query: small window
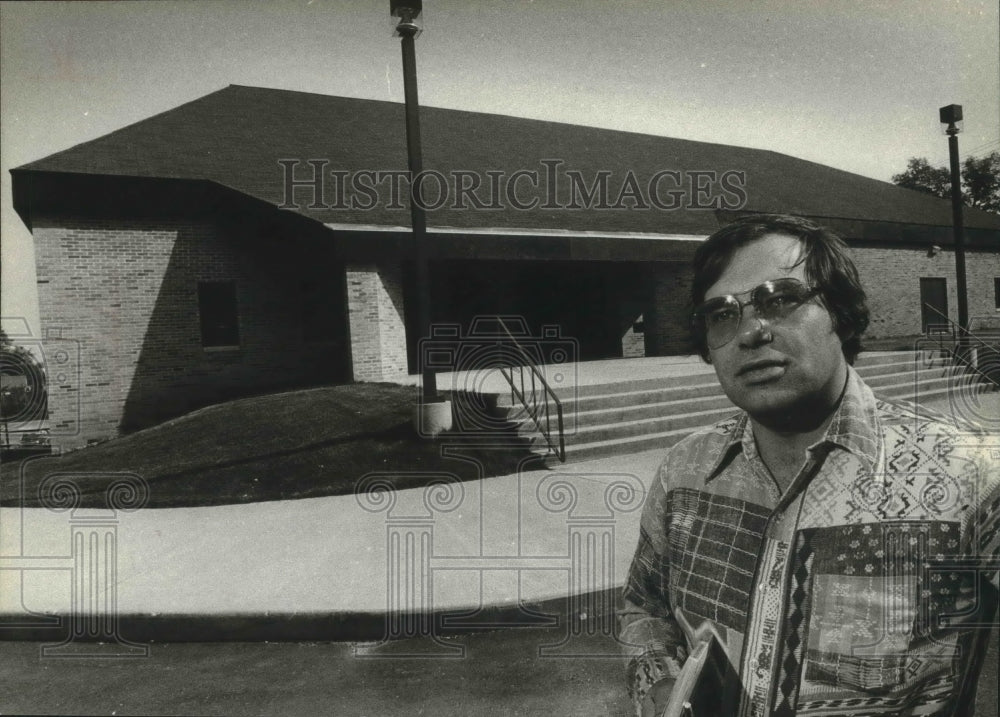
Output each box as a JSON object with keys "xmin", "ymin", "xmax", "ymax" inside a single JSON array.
[
  {"xmin": 995, "ymin": 277, "xmax": 1000, "ymax": 310},
  {"xmin": 198, "ymin": 282, "xmax": 240, "ymax": 347},
  {"xmin": 301, "ymin": 280, "xmax": 337, "ymax": 342}
]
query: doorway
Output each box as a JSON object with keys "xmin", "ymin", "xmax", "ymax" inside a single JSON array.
[{"xmin": 919, "ymin": 277, "xmax": 948, "ymax": 333}]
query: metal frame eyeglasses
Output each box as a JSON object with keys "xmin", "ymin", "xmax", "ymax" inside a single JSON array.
[{"xmin": 692, "ymin": 278, "xmax": 821, "ymax": 350}]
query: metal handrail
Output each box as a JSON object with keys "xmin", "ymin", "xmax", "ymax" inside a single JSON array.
[
  {"xmin": 495, "ymin": 318, "xmax": 566, "ymax": 462},
  {"xmin": 922, "ymin": 303, "xmax": 1000, "ymax": 390}
]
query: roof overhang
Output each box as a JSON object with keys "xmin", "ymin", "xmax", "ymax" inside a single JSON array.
[
  {"xmin": 324, "ymin": 223, "xmax": 707, "ymax": 262},
  {"xmin": 12, "ymin": 168, "xmax": 997, "ymax": 257}
]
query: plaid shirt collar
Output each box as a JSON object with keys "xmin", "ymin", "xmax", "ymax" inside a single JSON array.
[{"xmin": 705, "ymin": 364, "xmax": 881, "ymax": 483}]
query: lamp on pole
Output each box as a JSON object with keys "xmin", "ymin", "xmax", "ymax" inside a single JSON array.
[
  {"xmin": 939, "ymin": 104, "xmax": 969, "ymax": 360},
  {"xmin": 391, "ymin": 0, "xmax": 436, "ymax": 402},
  {"xmin": 391, "ymin": 1, "xmax": 452, "ymax": 436}
]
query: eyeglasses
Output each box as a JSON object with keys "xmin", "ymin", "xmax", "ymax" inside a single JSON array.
[{"xmin": 692, "ymin": 278, "xmax": 821, "ymax": 350}]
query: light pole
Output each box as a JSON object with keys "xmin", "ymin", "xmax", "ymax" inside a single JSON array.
[
  {"xmin": 939, "ymin": 104, "xmax": 969, "ymax": 361},
  {"xmin": 392, "ymin": 0, "xmax": 435, "ymax": 400},
  {"xmin": 391, "ymin": 1, "xmax": 451, "ymax": 435}
]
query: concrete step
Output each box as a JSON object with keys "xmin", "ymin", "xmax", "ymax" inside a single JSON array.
[
  {"xmin": 549, "ymin": 377, "xmax": 964, "ymax": 451},
  {"xmin": 510, "ymin": 375, "xmax": 942, "ymax": 437},
  {"xmin": 499, "ymin": 356, "xmax": 950, "ymax": 410},
  {"xmin": 557, "ymin": 379, "xmax": 987, "ymax": 463},
  {"xmin": 570, "ymin": 393, "xmax": 736, "ymax": 428},
  {"xmin": 497, "ymin": 380, "xmax": 725, "ymax": 414},
  {"xmin": 565, "ymin": 381, "xmax": 726, "ymax": 411},
  {"xmin": 494, "ymin": 352, "xmax": 990, "ymax": 463},
  {"xmin": 872, "ymin": 374, "xmax": 964, "ymax": 399},
  {"xmin": 504, "ymin": 364, "xmax": 947, "ymax": 419},
  {"xmin": 862, "ymin": 366, "xmax": 950, "ymax": 389},
  {"xmin": 556, "ymin": 405, "xmax": 739, "ymax": 445},
  {"xmin": 855, "ymin": 350, "xmax": 947, "ymax": 367},
  {"xmin": 553, "ymin": 424, "xmax": 699, "ymax": 463},
  {"xmin": 514, "ymin": 362, "xmax": 989, "ymax": 463},
  {"xmin": 855, "ymin": 358, "xmax": 948, "ymax": 379},
  {"xmin": 553, "ymin": 372, "xmax": 716, "ymax": 400}
]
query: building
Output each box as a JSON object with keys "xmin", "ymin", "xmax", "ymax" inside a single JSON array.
[{"xmin": 11, "ymin": 85, "xmax": 1000, "ymax": 448}]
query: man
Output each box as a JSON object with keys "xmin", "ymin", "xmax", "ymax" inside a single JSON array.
[{"xmin": 619, "ymin": 215, "xmax": 999, "ymax": 717}]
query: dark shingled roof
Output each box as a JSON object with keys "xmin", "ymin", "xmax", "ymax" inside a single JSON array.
[{"xmin": 13, "ymin": 84, "xmax": 1000, "ymax": 237}]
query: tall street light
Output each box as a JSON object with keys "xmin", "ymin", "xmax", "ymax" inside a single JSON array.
[
  {"xmin": 392, "ymin": 0, "xmax": 434, "ymax": 399},
  {"xmin": 391, "ymin": 1, "xmax": 451, "ymax": 435},
  {"xmin": 940, "ymin": 104, "xmax": 969, "ymax": 360}
]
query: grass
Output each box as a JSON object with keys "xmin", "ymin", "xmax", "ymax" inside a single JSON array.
[{"xmin": 0, "ymin": 384, "xmax": 544, "ymax": 509}]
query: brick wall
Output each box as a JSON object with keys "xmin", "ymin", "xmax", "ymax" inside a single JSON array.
[
  {"xmin": 425, "ymin": 246, "xmax": 970, "ymax": 360},
  {"xmin": 640, "ymin": 245, "xmax": 1000, "ymax": 357},
  {"xmin": 32, "ymin": 214, "xmax": 999, "ymax": 448},
  {"xmin": 646, "ymin": 262, "xmax": 695, "ymax": 356},
  {"xmin": 33, "ymin": 216, "xmax": 348, "ymax": 448},
  {"xmin": 852, "ymin": 246, "xmax": 1000, "ymax": 340},
  {"xmin": 345, "ymin": 264, "xmax": 409, "ymax": 381}
]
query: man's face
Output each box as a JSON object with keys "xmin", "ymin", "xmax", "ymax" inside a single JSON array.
[{"xmin": 703, "ymin": 233, "xmax": 848, "ymax": 426}]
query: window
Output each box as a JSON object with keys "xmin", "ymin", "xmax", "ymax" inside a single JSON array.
[
  {"xmin": 198, "ymin": 282, "xmax": 240, "ymax": 347},
  {"xmin": 301, "ymin": 280, "xmax": 338, "ymax": 342},
  {"xmin": 995, "ymin": 277, "xmax": 1000, "ymax": 310}
]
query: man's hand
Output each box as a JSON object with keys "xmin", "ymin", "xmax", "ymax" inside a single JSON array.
[{"xmin": 641, "ymin": 677, "xmax": 675, "ymax": 717}]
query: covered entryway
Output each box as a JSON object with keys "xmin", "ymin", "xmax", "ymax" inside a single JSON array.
[{"xmin": 403, "ymin": 260, "xmax": 654, "ymax": 370}]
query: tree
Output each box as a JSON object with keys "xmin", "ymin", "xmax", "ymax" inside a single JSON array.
[
  {"xmin": 961, "ymin": 152, "xmax": 1000, "ymax": 213},
  {"xmin": 892, "ymin": 151, "xmax": 1000, "ymax": 214},
  {"xmin": 892, "ymin": 157, "xmax": 951, "ymax": 199}
]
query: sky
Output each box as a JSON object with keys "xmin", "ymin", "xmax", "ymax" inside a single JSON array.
[{"xmin": 2, "ymin": 0, "xmax": 998, "ymax": 338}]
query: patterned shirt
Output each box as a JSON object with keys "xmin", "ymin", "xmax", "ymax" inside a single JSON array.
[{"xmin": 620, "ymin": 366, "xmax": 1000, "ymax": 717}]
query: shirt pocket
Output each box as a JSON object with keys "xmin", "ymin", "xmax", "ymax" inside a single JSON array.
[
  {"xmin": 799, "ymin": 522, "xmax": 965, "ymax": 694},
  {"xmin": 665, "ymin": 489, "xmax": 769, "ymax": 634}
]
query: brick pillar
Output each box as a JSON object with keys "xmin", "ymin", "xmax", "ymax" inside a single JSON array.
[
  {"xmin": 646, "ymin": 262, "xmax": 694, "ymax": 356},
  {"xmin": 345, "ymin": 264, "xmax": 409, "ymax": 381}
]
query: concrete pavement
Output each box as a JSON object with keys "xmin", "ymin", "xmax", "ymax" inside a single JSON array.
[
  {"xmin": 1, "ymin": 351, "xmax": 995, "ymax": 646},
  {"xmin": 0, "ymin": 445, "xmax": 666, "ymax": 643}
]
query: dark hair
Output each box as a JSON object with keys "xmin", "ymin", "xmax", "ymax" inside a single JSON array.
[{"xmin": 690, "ymin": 214, "xmax": 869, "ymax": 364}]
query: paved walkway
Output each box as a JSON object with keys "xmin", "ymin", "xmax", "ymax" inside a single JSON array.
[
  {"xmin": 0, "ymin": 445, "xmax": 666, "ymax": 641},
  {"xmin": 2, "ymin": 351, "xmax": 995, "ymax": 644},
  {"xmin": 3, "ymin": 356, "xmax": 713, "ymax": 642}
]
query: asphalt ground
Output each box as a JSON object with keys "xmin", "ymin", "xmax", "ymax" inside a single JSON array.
[
  {"xmin": 1, "ymin": 625, "xmax": 635, "ymax": 717},
  {"xmin": 0, "ymin": 628, "xmax": 1000, "ymax": 717},
  {"xmin": 2, "ymin": 623, "xmax": 997, "ymax": 716}
]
